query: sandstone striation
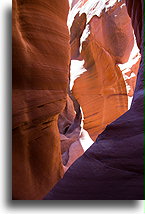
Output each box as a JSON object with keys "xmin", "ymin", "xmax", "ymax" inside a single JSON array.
[
  {"xmin": 12, "ymin": 0, "xmax": 70, "ymax": 199},
  {"xmin": 68, "ymin": 0, "xmax": 141, "ymax": 140},
  {"xmin": 13, "ymin": 0, "xmax": 143, "ymax": 200},
  {"xmin": 44, "ymin": 0, "xmax": 144, "ymax": 200}
]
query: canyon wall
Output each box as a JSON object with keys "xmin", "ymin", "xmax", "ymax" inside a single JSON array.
[
  {"xmin": 44, "ymin": 0, "xmax": 143, "ymax": 200},
  {"xmin": 12, "ymin": 0, "xmax": 70, "ymax": 199},
  {"xmin": 60, "ymin": 0, "xmax": 141, "ymax": 170},
  {"xmin": 68, "ymin": 0, "xmax": 141, "ymax": 140},
  {"xmin": 12, "ymin": 0, "xmax": 143, "ymax": 200}
]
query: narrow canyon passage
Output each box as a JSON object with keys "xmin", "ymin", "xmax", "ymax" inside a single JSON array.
[
  {"xmin": 12, "ymin": 0, "xmax": 143, "ymax": 200},
  {"xmin": 59, "ymin": 0, "xmax": 141, "ymax": 171}
]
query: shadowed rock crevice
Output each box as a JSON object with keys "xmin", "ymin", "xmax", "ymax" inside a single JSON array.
[
  {"xmin": 44, "ymin": 0, "xmax": 143, "ymax": 200},
  {"xmin": 59, "ymin": 0, "xmax": 141, "ymax": 170},
  {"xmin": 12, "ymin": 0, "xmax": 143, "ymax": 200}
]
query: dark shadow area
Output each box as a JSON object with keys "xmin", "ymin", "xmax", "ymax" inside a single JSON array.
[
  {"xmin": 5, "ymin": 5, "xmax": 140, "ymax": 210},
  {"xmin": 5, "ymin": 7, "xmax": 12, "ymax": 205},
  {"xmin": 8, "ymin": 199, "xmax": 139, "ymax": 209}
]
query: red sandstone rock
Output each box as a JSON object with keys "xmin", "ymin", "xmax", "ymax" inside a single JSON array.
[
  {"xmin": 44, "ymin": 0, "xmax": 144, "ymax": 200},
  {"xmin": 12, "ymin": 0, "xmax": 70, "ymax": 199},
  {"xmin": 13, "ymin": 0, "xmax": 142, "ymax": 200},
  {"xmin": 68, "ymin": 0, "xmax": 141, "ymax": 140},
  {"xmin": 59, "ymin": 0, "xmax": 141, "ymax": 169}
]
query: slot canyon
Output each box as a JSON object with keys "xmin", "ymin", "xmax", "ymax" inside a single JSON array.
[{"xmin": 12, "ymin": 0, "xmax": 144, "ymax": 200}]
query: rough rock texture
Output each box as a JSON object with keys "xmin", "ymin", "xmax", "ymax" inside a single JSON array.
[
  {"xmin": 68, "ymin": 0, "xmax": 141, "ymax": 140},
  {"xmin": 12, "ymin": 0, "xmax": 70, "ymax": 200},
  {"xmin": 44, "ymin": 0, "xmax": 143, "ymax": 200}
]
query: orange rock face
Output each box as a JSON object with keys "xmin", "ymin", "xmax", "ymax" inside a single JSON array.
[
  {"xmin": 12, "ymin": 0, "xmax": 70, "ymax": 199},
  {"xmin": 12, "ymin": 0, "xmax": 141, "ymax": 200},
  {"xmin": 68, "ymin": 0, "xmax": 141, "ymax": 140}
]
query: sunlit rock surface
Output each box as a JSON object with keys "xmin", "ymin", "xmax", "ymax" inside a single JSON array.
[
  {"xmin": 68, "ymin": 0, "xmax": 141, "ymax": 140},
  {"xmin": 12, "ymin": 0, "xmax": 70, "ymax": 199},
  {"xmin": 12, "ymin": 0, "xmax": 143, "ymax": 200},
  {"xmin": 44, "ymin": 0, "xmax": 143, "ymax": 200}
]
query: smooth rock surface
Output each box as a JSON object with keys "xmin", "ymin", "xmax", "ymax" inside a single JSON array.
[
  {"xmin": 12, "ymin": 0, "xmax": 70, "ymax": 200},
  {"xmin": 68, "ymin": 0, "xmax": 141, "ymax": 140},
  {"xmin": 44, "ymin": 0, "xmax": 143, "ymax": 200}
]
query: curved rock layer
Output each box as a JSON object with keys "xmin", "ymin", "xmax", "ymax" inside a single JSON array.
[
  {"xmin": 12, "ymin": 0, "xmax": 70, "ymax": 199},
  {"xmin": 69, "ymin": 0, "xmax": 141, "ymax": 140},
  {"xmin": 44, "ymin": 0, "xmax": 143, "ymax": 200}
]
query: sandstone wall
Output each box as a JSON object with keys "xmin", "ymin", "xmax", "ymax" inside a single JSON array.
[
  {"xmin": 44, "ymin": 0, "xmax": 143, "ymax": 200},
  {"xmin": 12, "ymin": 0, "xmax": 70, "ymax": 199},
  {"xmin": 68, "ymin": 0, "xmax": 141, "ymax": 140},
  {"xmin": 13, "ymin": 0, "xmax": 143, "ymax": 200}
]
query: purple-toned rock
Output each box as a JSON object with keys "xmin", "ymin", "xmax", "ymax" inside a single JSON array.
[{"xmin": 44, "ymin": 0, "xmax": 143, "ymax": 200}]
